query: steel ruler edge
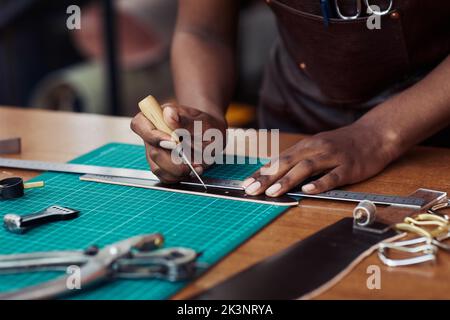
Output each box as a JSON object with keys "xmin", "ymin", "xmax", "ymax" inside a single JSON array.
[
  {"xmin": 0, "ymin": 157, "xmax": 158, "ymax": 180},
  {"xmin": 80, "ymin": 174, "xmax": 298, "ymax": 207},
  {"xmin": 0, "ymin": 157, "xmax": 425, "ymax": 208}
]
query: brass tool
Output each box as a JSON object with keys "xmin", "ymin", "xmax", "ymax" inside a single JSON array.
[{"xmin": 138, "ymin": 95, "xmax": 207, "ymax": 190}]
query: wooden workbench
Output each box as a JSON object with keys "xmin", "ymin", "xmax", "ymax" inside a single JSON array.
[{"xmin": 1, "ymin": 106, "xmax": 449, "ymax": 299}]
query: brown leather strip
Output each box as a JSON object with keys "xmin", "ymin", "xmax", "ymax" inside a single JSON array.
[{"xmin": 376, "ymin": 189, "xmax": 447, "ymax": 225}]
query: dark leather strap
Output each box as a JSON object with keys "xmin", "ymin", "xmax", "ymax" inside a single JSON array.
[{"xmin": 193, "ymin": 218, "xmax": 397, "ymax": 300}]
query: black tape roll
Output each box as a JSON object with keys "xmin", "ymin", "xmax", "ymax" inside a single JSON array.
[{"xmin": 0, "ymin": 177, "xmax": 24, "ymax": 200}]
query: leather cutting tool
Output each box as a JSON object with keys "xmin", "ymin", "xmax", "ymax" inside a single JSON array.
[
  {"xmin": 3, "ymin": 205, "xmax": 79, "ymax": 234},
  {"xmin": 138, "ymin": 95, "xmax": 207, "ymax": 190},
  {"xmin": 0, "ymin": 233, "xmax": 200, "ymax": 300}
]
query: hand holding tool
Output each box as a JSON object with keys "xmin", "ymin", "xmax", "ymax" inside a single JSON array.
[
  {"xmin": 138, "ymin": 95, "xmax": 207, "ymax": 190},
  {"xmin": 0, "ymin": 233, "xmax": 200, "ymax": 300},
  {"xmin": 3, "ymin": 205, "xmax": 79, "ymax": 234},
  {"xmin": 0, "ymin": 157, "xmax": 432, "ymax": 207}
]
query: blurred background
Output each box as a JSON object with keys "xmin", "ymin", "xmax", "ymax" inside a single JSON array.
[{"xmin": 0, "ymin": 0, "xmax": 277, "ymax": 128}]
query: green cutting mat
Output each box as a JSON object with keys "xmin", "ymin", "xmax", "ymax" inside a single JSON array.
[{"xmin": 0, "ymin": 143, "xmax": 288, "ymax": 299}]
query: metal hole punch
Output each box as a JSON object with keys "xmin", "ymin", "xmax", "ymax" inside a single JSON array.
[{"xmin": 0, "ymin": 233, "xmax": 202, "ymax": 300}]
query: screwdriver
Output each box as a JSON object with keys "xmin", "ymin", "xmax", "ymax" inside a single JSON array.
[{"xmin": 138, "ymin": 96, "xmax": 207, "ymax": 190}]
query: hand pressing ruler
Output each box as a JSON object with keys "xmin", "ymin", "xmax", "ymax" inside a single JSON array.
[
  {"xmin": 80, "ymin": 175, "xmax": 425, "ymax": 208},
  {"xmin": 0, "ymin": 157, "xmax": 425, "ymax": 208}
]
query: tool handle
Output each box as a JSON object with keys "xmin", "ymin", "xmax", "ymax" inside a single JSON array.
[{"xmin": 138, "ymin": 95, "xmax": 178, "ymax": 141}]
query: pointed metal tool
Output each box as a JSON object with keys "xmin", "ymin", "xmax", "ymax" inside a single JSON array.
[{"xmin": 138, "ymin": 95, "xmax": 207, "ymax": 190}]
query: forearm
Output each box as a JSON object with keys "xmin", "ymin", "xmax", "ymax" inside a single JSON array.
[
  {"xmin": 171, "ymin": 30, "xmax": 236, "ymax": 121},
  {"xmin": 356, "ymin": 55, "xmax": 450, "ymax": 159},
  {"xmin": 171, "ymin": 0, "xmax": 239, "ymax": 122}
]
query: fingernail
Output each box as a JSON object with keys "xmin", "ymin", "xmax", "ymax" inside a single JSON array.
[
  {"xmin": 302, "ymin": 183, "xmax": 316, "ymax": 193},
  {"xmin": 164, "ymin": 107, "xmax": 179, "ymax": 123},
  {"xmin": 242, "ymin": 178, "xmax": 255, "ymax": 188},
  {"xmin": 194, "ymin": 166, "xmax": 203, "ymax": 175},
  {"xmin": 245, "ymin": 181, "xmax": 261, "ymax": 195},
  {"xmin": 159, "ymin": 140, "xmax": 177, "ymax": 150},
  {"xmin": 266, "ymin": 183, "xmax": 282, "ymax": 196}
]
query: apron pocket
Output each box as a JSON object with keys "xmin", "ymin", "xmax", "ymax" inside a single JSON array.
[{"xmin": 268, "ymin": 0, "xmax": 410, "ymax": 103}]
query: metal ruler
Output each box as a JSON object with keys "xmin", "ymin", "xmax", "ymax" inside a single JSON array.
[
  {"xmin": 0, "ymin": 157, "xmax": 425, "ymax": 208},
  {"xmin": 0, "ymin": 158, "xmax": 158, "ymax": 180},
  {"xmin": 82, "ymin": 175, "xmax": 425, "ymax": 208}
]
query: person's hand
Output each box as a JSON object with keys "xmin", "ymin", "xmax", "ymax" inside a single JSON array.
[
  {"xmin": 131, "ymin": 103, "xmax": 227, "ymax": 183},
  {"xmin": 242, "ymin": 122, "xmax": 399, "ymax": 197}
]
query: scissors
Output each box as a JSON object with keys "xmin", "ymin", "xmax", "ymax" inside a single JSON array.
[
  {"xmin": 0, "ymin": 233, "xmax": 201, "ymax": 299},
  {"xmin": 334, "ymin": 0, "xmax": 394, "ymax": 20}
]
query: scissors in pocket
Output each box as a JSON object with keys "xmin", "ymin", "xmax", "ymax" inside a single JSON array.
[{"xmin": 334, "ymin": 0, "xmax": 394, "ymax": 20}]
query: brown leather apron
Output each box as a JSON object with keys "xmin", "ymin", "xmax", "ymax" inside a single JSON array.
[{"xmin": 259, "ymin": 0, "xmax": 450, "ymax": 133}]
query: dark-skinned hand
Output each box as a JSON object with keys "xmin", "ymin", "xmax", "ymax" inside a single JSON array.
[
  {"xmin": 242, "ymin": 123, "xmax": 397, "ymax": 197},
  {"xmin": 131, "ymin": 103, "xmax": 227, "ymax": 183}
]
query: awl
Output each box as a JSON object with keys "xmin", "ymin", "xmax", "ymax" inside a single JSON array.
[{"xmin": 138, "ymin": 95, "xmax": 207, "ymax": 190}]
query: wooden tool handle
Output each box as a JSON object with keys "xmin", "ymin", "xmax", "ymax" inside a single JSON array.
[{"xmin": 138, "ymin": 95, "xmax": 178, "ymax": 140}]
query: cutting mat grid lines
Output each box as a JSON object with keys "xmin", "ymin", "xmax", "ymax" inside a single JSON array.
[{"xmin": 0, "ymin": 143, "xmax": 287, "ymax": 299}]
